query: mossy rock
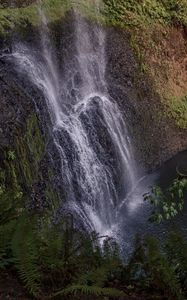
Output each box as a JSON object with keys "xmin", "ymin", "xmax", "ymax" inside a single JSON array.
[
  {"xmin": 0, "ymin": 0, "xmax": 37, "ymax": 8},
  {"xmin": 1, "ymin": 0, "xmax": 187, "ymax": 39},
  {"xmin": 167, "ymin": 95, "xmax": 187, "ymax": 129},
  {"xmin": 26, "ymin": 114, "xmax": 45, "ymax": 164},
  {"xmin": 15, "ymin": 114, "xmax": 45, "ymax": 186}
]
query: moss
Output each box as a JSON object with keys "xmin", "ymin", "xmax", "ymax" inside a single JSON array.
[
  {"xmin": 127, "ymin": 21, "xmax": 187, "ymax": 132},
  {"xmin": 15, "ymin": 114, "xmax": 45, "ymax": 186},
  {"xmin": 167, "ymin": 95, "xmax": 187, "ymax": 129},
  {"xmin": 0, "ymin": 0, "xmax": 72, "ymax": 37},
  {"xmin": 45, "ymin": 185, "xmax": 59, "ymax": 211},
  {"xmin": 129, "ymin": 34, "xmax": 150, "ymax": 74},
  {"xmin": 103, "ymin": 0, "xmax": 187, "ymax": 28},
  {"xmin": 15, "ymin": 136, "xmax": 35, "ymax": 185},
  {"xmin": 0, "ymin": 4, "xmax": 38, "ymax": 37},
  {"xmin": 3, "ymin": 152, "xmax": 19, "ymax": 189},
  {"xmin": 1, "ymin": 0, "xmax": 187, "ymax": 38},
  {"xmin": 0, "ymin": 116, "xmax": 59, "ymax": 213},
  {"xmin": 26, "ymin": 114, "xmax": 45, "ymax": 164},
  {"xmin": 0, "ymin": 149, "xmax": 23, "ymax": 215}
]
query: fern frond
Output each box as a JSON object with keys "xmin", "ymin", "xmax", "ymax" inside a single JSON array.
[
  {"xmin": 77, "ymin": 266, "xmax": 109, "ymax": 287},
  {"xmin": 52, "ymin": 284, "xmax": 126, "ymax": 298},
  {"xmin": 39, "ymin": 224, "xmax": 64, "ymax": 270},
  {"xmin": 0, "ymin": 220, "xmax": 16, "ymax": 269},
  {"xmin": 11, "ymin": 214, "xmax": 41, "ymax": 297}
]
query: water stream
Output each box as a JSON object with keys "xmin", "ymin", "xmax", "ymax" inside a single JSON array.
[{"xmin": 8, "ymin": 0, "xmax": 146, "ymax": 239}]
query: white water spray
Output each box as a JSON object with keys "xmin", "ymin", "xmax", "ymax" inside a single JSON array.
[{"xmin": 10, "ymin": 0, "xmax": 139, "ymax": 237}]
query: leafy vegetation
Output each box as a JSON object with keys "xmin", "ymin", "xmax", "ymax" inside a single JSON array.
[
  {"xmin": 103, "ymin": 0, "xmax": 187, "ymax": 27},
  {"xmin": 144, "ymin": 177, "xmax": 187, "ymax": 222},
  {"xmin": 0, "ymin": 0, "xmax": 72, "ymax": 37},
  {"xmin": 0, "ymin": 1, "xmax": 186, "ymax": 298},
  {"xmin": 0, "ymin": 150, "xmax": 187, "ymax": 299},
  {"xmin": 53, "ymin": 285, "xmax": 126, "ymax": 298},
  {"xmin": 1, "ymin": 0, "xmax": 187, "ymax": 38},
  {"xmin": 127, "ymin": 234, "xmax": 186, "ymax": 300},
  {"xmin": 167, "ymin": 95, "xmax": 187, "ymax": 129}
]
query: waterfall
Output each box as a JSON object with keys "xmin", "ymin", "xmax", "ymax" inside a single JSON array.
[{"xmin": 9, "ymin": 0, "xmax": 138, "ymax": 236}]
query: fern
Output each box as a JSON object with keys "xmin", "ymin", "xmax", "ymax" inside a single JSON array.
[
  {"xmin": 128, "ymin": 236, "xmax": 184, "ymax": 299},
  {"xmin": 77, "ymin": 259, "xmax": 122, "ymax": 288},
  {"xmin": 0, "ymin": 220, "xmax": 16, "ymax": 269},
  {"xmin": 165, "ymin": 232, "xmax": 187, "ymax": 294},
  {"xmin": 11, "ymin": 214, "xmax": 41, "ymax": 297},
  {"xmin": 77, "ymin": 266, "xmax": 110, "ymax": 287},
  {"xmin": 39, "ymin": 225, "xmax": 64, "ymax": 270},
  {"xmin": 52, "ymin": 284, "xmax": 126, "ymax": 298},
  {"xmin": 145, "ymin": 236, "xmax": 184, "ymax": 300}
]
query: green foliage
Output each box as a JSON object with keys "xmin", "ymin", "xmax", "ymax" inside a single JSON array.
[
  {"xmin": 39, "ymin": 216, "xmax": 88, "ymax": 288},
  {"xmin": 0, "ymin": 189, "xmax": 125, "ymax": 300},
  {"xmin": 1, "ymin": 196, "xmax": 187, "ymax": 299},
  {"xmin": 165, "ymin": 232, "xmax": 187, "ymax": 294},
  {"xmin": 161, "ymin": 0, "xmax": 187, "ymax": 25},
  {"xmin": 0, "ymin": 187, "xmax": 127, "ymax": 300},
  {"xmin": 53, "ymin": 284, "xmax": 126, "ymax": 298},
  {"xmin": 144, "ymin": 178, "xmax": 187, "ymax": 222},
  {"xmin": 168, "ymin": 95, "xmax": 187, "ymax": 129},
  {"xmin": 128, "ymin": 235, "xmax": 186, "ymax": 300},
  {"xmin": 0, "ymin": 150, "xmax": 40, "ymax": 292},
  {"xmin": 103, "ymin": 0, "xmax": 187, "ymax": 27},
  {"xmin": 0, "ymin": 220, "xmax": 16, "ymax": 269},
  {"xmin": 26, "ymin": 114, "xmax": 45, "ymax": 164},
  {"xmin": 14, "ymin": 113, "xmax": 46, "ymax": 187},
  {"xmin": 7, "ymin": 150, "xmax": 16, "ymax": 161},
  {"xmin": 0, "ymin": 150, "xmax": 187, "ymax": 299},
  {"xmin": 76, "ymin": 237, "xmax": 122, "ymax": 291},
  {"xmin": 0, "ymin": 0, "xmax": 71, "ymax": 37},
  {"xmin": 1, "ymin": 0, "xmax": 187, "ymax": 38},
  {"xmin": 0, "ymin": 174, "xmax": 23, "ymax": 225},
  {"xmin": 11, "ymin": 214, "xmax": 41, "ymax": 297},
  {"xmin": 144, "ymin": 236, "xmax": 183, "ymax": 300}
]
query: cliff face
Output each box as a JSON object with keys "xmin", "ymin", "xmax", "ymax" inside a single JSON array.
[
  {"xmin": 0, "ymin": 47, "xmax": 62, "ymax": 212},
  {"xmin": 0, "ymin": 13, "xmax": 75, "ymax": 212},
  {"xmin": 0, "ymin": 9, "xmax": 186, "ymax": 206},
  {"xmin": 106, "ymin": 25, "xmax": 187, "ymax": 169}
]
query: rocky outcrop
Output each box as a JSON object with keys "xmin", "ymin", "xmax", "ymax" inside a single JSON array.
[
  {"xmin": 0, "ymin": 12, "xmax": 186, "ymax": 208},
  {"xmin": 106, "ymin": 26, "xmax": 187, "ymax": 170},
  {"xmin": 0, "ymin": 50, "xmax": 62, "ymax": 212}
]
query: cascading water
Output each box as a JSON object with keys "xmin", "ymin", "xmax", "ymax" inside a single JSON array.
[{"xmin": 8, "ymin": 0, "xmax": 139, "ymax": 237}]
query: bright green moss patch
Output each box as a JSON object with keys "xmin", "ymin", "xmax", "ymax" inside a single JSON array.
[
  {"xmin": 0, "ymin": 4, "xmax": 38, "ymax": 37},
  {"xmin": 41, "ymin": 0, "xmax": 72, "ymax": 22},
  {"xmin": 167, "ymin": 95, "xmax": 187, "ymax": 129},
  {"xmin": 26, "ymin": 114, "xmax": 45, "ymax": 164},
  {"xmin": 45, "ymin": 185, "xmax": 59, "ymax": 211},
  {"xmin": 15, "ymin": 136, "xmax": 35, "ymax": 185},
  {"xmin": 0, "ymin": 0, "xmax": 72, "ymax": 37},
  {"xmin": 0, "ymin": 149, "xmax": 24, "ymax": 226},
  {"xmin": 103, "ymin": 0, "xmax": 187, "ymax": 27},
  {"xmin": 15, "ymin": 114, "xmax": 45, "ymax": 186},
  {"xmin": 1, "ymin": 0, "xmax": 187, "ymax": 38}
]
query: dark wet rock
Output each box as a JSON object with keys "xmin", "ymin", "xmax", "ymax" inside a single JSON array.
[{"xmin": 0, "ymin": 47, "xmax": 62, "ymax": 211}]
